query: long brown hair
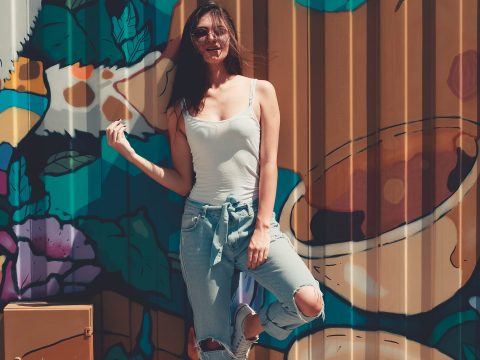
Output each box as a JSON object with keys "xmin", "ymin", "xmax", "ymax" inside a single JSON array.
[{"xmin": 167, "ymin": 1, "xmax": 243, "ymax": 116}]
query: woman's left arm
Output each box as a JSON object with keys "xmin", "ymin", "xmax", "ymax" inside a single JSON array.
[{"xmin": 247, "ymin": 80, "xmax": 280, "ymax": 270}]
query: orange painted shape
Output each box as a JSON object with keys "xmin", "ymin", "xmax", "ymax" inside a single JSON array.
[
  {"xmin": 102, "ymin": 69, "xmax": 114, "ymax": 80},
  {"xmin": 63, "ymin": 81, "xmax": 95, "ymax": 108},
  {"xmin": 70, "ymin": 62, "xmax": 94, "ymax": 80},
  {"xmin": 102, "ymin": 96, "xmax": 133, "ymax": 121}
]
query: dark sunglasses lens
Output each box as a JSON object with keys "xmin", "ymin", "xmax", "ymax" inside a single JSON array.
[{"xmin": 192, "ymin": 28, "xmax": 208, "ymax": 38}]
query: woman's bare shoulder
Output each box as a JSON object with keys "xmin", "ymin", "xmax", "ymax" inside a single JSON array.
[
  {"xmin": 255, "ymin": 80, "xmax": 277, "ymax": 105},
  {"xmin": 256, "ymin": 79, "xmax": 275, "ymax": 93}
]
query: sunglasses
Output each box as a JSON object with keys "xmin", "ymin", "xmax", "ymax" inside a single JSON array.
[{"xmin": 191, "ymin": 26, "xmax": 229, "ymax": 42}]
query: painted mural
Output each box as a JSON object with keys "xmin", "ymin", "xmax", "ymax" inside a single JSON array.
[{"xmin": 0, "ymin": 0, "xmax": 478, "ymax": 359}]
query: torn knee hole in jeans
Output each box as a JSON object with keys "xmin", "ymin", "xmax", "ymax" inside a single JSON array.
[
  {"xmin": 198, "ymin": 338, "xmax": 227, "ymax": 352},
  {"xmin": 293, "ymin": 284, "xmax": 325, "ymax": 320}
]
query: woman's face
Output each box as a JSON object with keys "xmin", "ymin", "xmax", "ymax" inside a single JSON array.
[{"xmin": 191, "ymin": 12, "xmax": 231, "ymax": 65}]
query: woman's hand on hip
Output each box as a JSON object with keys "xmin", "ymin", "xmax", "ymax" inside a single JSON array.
[
  {"xmin": 247, "ymin": 228, "xmax": 270, "ymax": 270},
  {"xmin": 106, "ymin": 120, "xmax": 136, "ymax": 161}
]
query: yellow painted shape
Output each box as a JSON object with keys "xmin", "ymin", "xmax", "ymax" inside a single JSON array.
[
  {"xmin": 0, "ymin": 108, "xmax": 41, "ymax": 147},
  {"xmin": 3, "ymin": 57, "xmax": 47, "ymax": 95}
]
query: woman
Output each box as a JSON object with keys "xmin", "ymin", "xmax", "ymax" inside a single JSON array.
[{"xmin": 106, "ymin": 2, "xmax": 324, "ymax": 359}]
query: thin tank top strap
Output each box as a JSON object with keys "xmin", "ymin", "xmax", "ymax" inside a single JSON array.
[
  {"xmin": 248, "ymin": 78, "xmax": 257, "ymax": 108},
  {"xmin": 181, "ymin": 98, "xmax": 190, "ymax": 120}
]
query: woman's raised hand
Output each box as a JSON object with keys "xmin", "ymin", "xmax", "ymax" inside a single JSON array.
[{"xmin": 106, "ymin": 120, "xmax": 136, "ymax": 161}]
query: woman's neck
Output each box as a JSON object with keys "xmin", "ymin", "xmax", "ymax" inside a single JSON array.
[{"xmin": 207, "ymin": 63, "xmax": 233, "ymax": 88}]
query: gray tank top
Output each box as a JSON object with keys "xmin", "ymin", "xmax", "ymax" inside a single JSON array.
[{"xmin": 182, "ymin": 79, "xmax": 260, "ymax": 205}]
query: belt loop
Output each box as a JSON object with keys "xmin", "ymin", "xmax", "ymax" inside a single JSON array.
[
  {"xmin": 201, "ymin": 204, "xmax": 208, "ymax": 218},
  {"xmin": 247, "ymin": 203, "xmax": 254, "ymax": 217}
]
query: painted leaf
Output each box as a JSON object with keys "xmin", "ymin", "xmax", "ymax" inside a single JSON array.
[
  {"xmin": 112, "ymin": 2, "xmax": 137, "ymax": 44},
  {"xmin": 44, "ymin": 150, "xmax": 96, "ymax": 176},
  {"xmin": 75, "ymin": 0, "xmax": 125, "ymax": 66},
  {"xmin": 28, "ymin": 4, "xmax": 95, "ymax": 66},
  {"xmin": 8, "ymin": 157, "xmax": 31, "ymax": 208},
  {"xmin": 76, "ymin": 209, "xmax": 171, "ymax": 298},
  {"xmin": 12, "ymin": 195, "xmax": 50, "ymax": 223},
  {"xmin": 121, "ymin": 25, "xmax": 151, "ymax": 64},
  {"xmin": 65, "ymin": 0, "xmax": 91, "ymax": 10},
  {"xmin": 132, "ymin": 0, "xmax": 177, "ymax": 48}
]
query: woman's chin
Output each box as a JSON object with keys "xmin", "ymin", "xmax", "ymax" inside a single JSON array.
[
  {"xmin": 204, "ymin": 59, "xmax": 225, "ymax": 67},
  {"xmin": 202, "ymin": 53, "xmax": 227, "ymax": 65}
]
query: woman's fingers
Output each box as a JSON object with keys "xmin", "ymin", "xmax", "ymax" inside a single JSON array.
[
  {"xmin": 247, "ymin": 248, "xmax": 253, "ymax": 269},
  {"xmin": 106, "ymin": 123, "xmax": 113, "ymax": 145},
  {"xmin": 106, "ymin": 120, "xmax": 121, "ymax": 145},
  {"xmin": 248, "ymin": 247, "xmax": 268, "ymax": 270},
  {"xmin": 111, "ymin": 120, "xmax": 125, "ymax": 144},
  {"xmin": 252, "ymin": 252, "xmax": 259, "ymax": 269}
]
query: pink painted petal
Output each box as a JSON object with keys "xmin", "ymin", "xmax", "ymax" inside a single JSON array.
[
  {"xmin": 1, "ymin": 261, "xmax": 18, "ymax": 302},
  {"xmin": 0, "ymin": 231, "xmax": 16, "ymax": 254},
  {"xmin": 0, "ymin": 171, "xmax": 6, "ymax": 195}
]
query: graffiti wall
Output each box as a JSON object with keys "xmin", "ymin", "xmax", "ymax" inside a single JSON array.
[{"xmin": 0, "ymin": 0, "xmax": 478, "ymax": 358}]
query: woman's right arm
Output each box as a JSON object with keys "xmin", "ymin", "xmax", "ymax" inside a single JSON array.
[{"xmin": 106, "ymin": 107, "xmax": 193, "ymax": 196}]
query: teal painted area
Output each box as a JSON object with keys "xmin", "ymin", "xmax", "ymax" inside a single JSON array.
[
  {"xmin": 74, "ymin": 0, "xmax": 124, "ymax": 65},
  {"xmin": 427, "ymin": 308, "xmax": 480, "ymax": 359},
  {"xmin": 8, "ymin": 157, "xmax": 31, "ymax": 208},
  {"xmin": 43, "ymin": 158, "xmax": 102, "ymax": 220},
  {"xmin": 43, "ymin": 134, "xmax": 176, "ymax": 221},
  {"xmin": 0, "ymin": 90, "xmax": 48, "ymax": 116},
  {"xmin": 296, "ymin": 0, "xmax": 366, "ymax": 12},
  {"xmin": 275, "ymin": 168, "xmax": 301, "ymax": 219},
  {"xmin": 132, "ymin": 0, "xmax": 178, "ymax": 48},
  {"xmin": 0, "ymin": 209, "xmax": 9, "ymax": 227},
  {"xmin": 463, "ymin": 345, "xmax": 477, "ymax": 360},
  {"xmin": 138, "ymin": 310, "xmax": 154, "ymax": 356},
  {"xmin": 103, "ymin": 345, "xmax": 129, "ymax": 360},
  {"xmin": 76, "ymin": 209, "xmax": 171, "ymax": 298},
  {"xmin": 12, "ymin": 195, "xmax": 50, "ymax": 222},
  {"xmin": 29, "ymin": 4, "xmax": 108, "ymax": 66},
  {"xmin": 0, "ymin": 144, "xmax": 13, "ymax": 171},
  {"xmin": 101, "ymin": 133, "xmax": 171, "ymax": 177},
  {"xmin": 145, "ymin": 271, "xmax": 186, "ymax": 315},
  {"xmin": 98, "ymin": 134, "xmax": 184, "ymax": 252},
  {"xmin": 33, "ymin": 126, "xmax": 184, "ymax": 316},
  {"xmin": 429, "ymin": 310, "xmax": 479, "ymax": 345},
  {"xmin": 28, "ymin": 0, "xmax": 177, "ymax": 67}
]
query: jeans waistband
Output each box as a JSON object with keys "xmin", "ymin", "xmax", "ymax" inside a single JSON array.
[
  {"xmin": 184, "ymin": 195, "xmax": 258, "ymax": 267},
  {"xmin": 185, "ymin": 195, "xmax": 258, "ymax": 214}
]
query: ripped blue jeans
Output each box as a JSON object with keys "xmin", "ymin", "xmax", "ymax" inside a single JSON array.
[{"xmin": 180, "ymin": 195, "xmax": 324, "ymax": 360}]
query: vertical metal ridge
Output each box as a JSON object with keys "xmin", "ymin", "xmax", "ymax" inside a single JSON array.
[
  {"xmin": 366, "ymin": 0, "xmax": 381, "ymax": 357},
  {"xmin": 308, "ymin": 3, "xmax": 326, "ymax": 358},
  {"xmin": 348, "ymin": 8, "xmax": 355, "ymax": 360},
  {"xmin": 253, "ymin": 0, "xmax": 268, "ymax": 80},
  {"xmin": 421, "ymin": 0, "xmax": 436, "ymax": 319},
  {"xmin": 477, "ymin": 0, "xmax": 480, "ymax": 281}
]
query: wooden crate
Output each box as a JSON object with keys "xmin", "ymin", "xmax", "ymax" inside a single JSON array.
[{"xmin": 4, "ymin": 302, "xmax": 93, "ymax": 360}]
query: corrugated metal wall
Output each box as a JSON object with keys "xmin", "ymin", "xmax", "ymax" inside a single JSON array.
[{"xmin": 0, "ymin": 0, "xmax": 478, "ymax": 358}]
